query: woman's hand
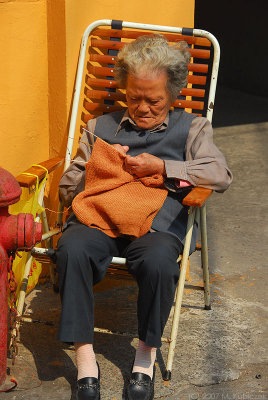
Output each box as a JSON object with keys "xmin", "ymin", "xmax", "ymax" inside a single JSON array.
[
  {"xmin": 112, "ymin": 144, "xmax": 129, "ymax": 155},
  {"xmin": 125, "ymin": 153, "xmax": 165, "ymax": 177}
]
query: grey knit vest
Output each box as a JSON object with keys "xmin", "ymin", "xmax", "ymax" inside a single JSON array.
[{"xmin": 94, "ymin": 110, "xmax": 197, "ymax": 252}]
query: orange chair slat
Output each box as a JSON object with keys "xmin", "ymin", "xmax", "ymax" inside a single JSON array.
[
  {"xmin": 87, "ymin": 77, "xmax": 119, "ymax": 88},
  {"xmin": 173, "ymin": 99, "xmax": 204, "ymax": 110},
  {"xmin": 86, "ymin": 78, "xmax": 206, "ymax": 98},
  {"xmin": 87, "ymin": 65, "xmax": 115, "ymax": 77},
  {"xmin": 91, "ymin": 39, "xmax": 211, "ymax": 59},
  {"xmin": 189, "ymin": 63, "xmax": 208, "ymax": 73},
  {"xmin": 89, "ymin": 54, "xmax": 117, "ymax": 63},
  {"xmin": 91, "ymin": 39, "xmax": 124, "ymax": 50},
  {"xmin": 87, "ymin": 88, "xmax": 206, "ymax": 104},
  {"xmin": 87, "ymin": 67, "xmax": 206, "ymax": 87},
  {"xmin": 188, "ymin": 75, "xmax": 206, "ymax": 85},
  {"xmin": 190, "ymin": 48, "xmax": 210, "ymax": 59},
  {"xmin": 84, "ymin": 101, "xmax": 126, "ymax": 113},
  {"xmin": 82, "ymin": 110, "xmax": 203, "ymax": 123},
  {"xmin": 179, "ymin": 88, "xmax": 205, "ymax": 97},
  {"xmin": 83, "ymin": 114, "xmax": 92, "ymax": 123},
  {"xmin": 86, "ymin": 89, "xmax": 126, "ymax": 101},
  {"xmin": 93, "ymin": 28, "xmax": 211, "ymax": 47},
  {"xmin": 88, "ymin": 61, "xmax": 208, "ymax": 75},
  {"xmin": 84, "ymin": 94, "xmax": 203, "ymax": 111},
  {"xmin": 82, "ymin": 112, "xmax": 102, "ymax": 123}
]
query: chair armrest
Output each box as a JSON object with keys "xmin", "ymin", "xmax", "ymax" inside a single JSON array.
[
  {"xmin": 182, "ymin": 187, "xmax": 212, "ymax": 207},
  {"xmin": 16, "ymin": 157, "xmax": 64, "ymax": 188}
]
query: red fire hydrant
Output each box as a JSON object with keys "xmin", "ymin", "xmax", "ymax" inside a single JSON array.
[{"xmin": 0, "ymin": 167, "xmax": 42, "ymax": 386}]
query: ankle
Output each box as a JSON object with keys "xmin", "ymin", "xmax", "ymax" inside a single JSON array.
[
  {"xmin": 132, "ymin": 340, "xmax": 156, "ymax": 379},
  {"xmin": 75, "ymin": 342, "xmax": 98, "ymax": 380}
]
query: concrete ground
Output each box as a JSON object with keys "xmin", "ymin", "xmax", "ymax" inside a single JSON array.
[{"xmin": 1, "ymin": 87, "xmax": 268, "ymax": 399}]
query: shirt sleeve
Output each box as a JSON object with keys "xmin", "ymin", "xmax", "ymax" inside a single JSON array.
[
  {"xmin": 164, "ymin": 117, "xmax": 233, "ymax": 192},
  {"xmin": 59, "ymin": 119, "xmax": 96, "ymax": 207}
]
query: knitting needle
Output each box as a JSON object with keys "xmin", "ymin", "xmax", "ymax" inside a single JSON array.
[
  {"xmin": 82, "ymin": 127, "xmax": 104, "ymax": 141},
  {"xmin": 66, "ymin": 127, "xmax": 126, "ymax": 165},
  {"xmin": 82, "ymin": 127, "xmax": 128, "ymax": 155}
]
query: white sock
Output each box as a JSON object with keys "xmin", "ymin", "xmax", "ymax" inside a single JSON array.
[
  {"xmin": 132, "ymin": 340, "xmax": 156, "ymax": 379},
  {"xmin": 75, "ymin": 342, "xmax": 98, "ymax": 380}
]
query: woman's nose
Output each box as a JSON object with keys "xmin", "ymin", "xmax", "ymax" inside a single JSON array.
[{"xmin": 137, "ymin": 101, "xmax": 150, "ymax": 113}]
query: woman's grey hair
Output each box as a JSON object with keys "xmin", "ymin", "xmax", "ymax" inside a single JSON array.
[{"xmin": 114, "ymin": 34, "xmax": 191, "ymax": 101}]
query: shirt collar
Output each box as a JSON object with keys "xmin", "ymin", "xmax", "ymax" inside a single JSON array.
[{"xmin": 115, "ymin": 110, "xmax": 169, "ymax": 136}]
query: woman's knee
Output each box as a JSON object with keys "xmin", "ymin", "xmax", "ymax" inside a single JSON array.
[
  {"xmin": 58, "ymin": 225, "xmax": 89, "ymax": 252},
  {"xmin": 57, "ymin": 225, "xmax": 113, "ymax": 258},
  {"xmin": 136, "ymin": 247, "xmax": 180, "ymax": 282},
  {"xmin": 127, "ymin": 233, "xmax": 181, "ymax": 280},
  {"xmin": 56, "ymin": 225, "xmax": 116, "ymax": 286}
]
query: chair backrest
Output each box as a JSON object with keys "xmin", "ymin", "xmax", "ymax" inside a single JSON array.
[{"xmin": 64, "ymin": 19, "xmax": 220, "ymax": 172}]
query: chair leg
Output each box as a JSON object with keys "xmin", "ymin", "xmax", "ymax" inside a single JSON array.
[
  {"xmin": 41, "ymin": 207, "xmax": 57, "ymax": 287},
  {"xmin": 10, "ymin": 253, "xmax": 33, "ymax": 345},
  {"xmin": 164, "ymin": 206, "xmax": 196, "ymax": 381},
  {"xmin": 14, "ymin": 197, "xmax": 47, "ymax": 339},
  {"xmin": 200, "ymin": 204, "xmax": 211, "ymax": 310},
  {"xmin": 185, "ymin": 257, "xmax": 190, "ymax": 281},
  {"xmin": 195, "ymin": 207, "xmax": 200, "ymax": 226}
]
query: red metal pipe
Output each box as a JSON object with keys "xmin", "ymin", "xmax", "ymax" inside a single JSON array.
[
  {"xmin": 0, "ymin": 210, "xmax": 42, "ymax": 251},
  {"xmin": 0, "ymin": 244, "xmax": 8, "ymax": 385},
  {"xmin": 0, "ymin": 167, "xmax": 42, "ymax": 386}
]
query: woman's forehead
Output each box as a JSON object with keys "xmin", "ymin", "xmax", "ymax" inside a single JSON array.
[{"xmin": 126, "ymin": 72, "xmax": 168, "ymax": 92}]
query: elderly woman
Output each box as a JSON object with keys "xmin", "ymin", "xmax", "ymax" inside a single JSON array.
[{"xmin": 57, "ymin": 35, "xmax": 232, "ymax": 400}]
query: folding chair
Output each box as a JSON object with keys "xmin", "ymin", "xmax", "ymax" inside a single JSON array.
[{"xmin": 26, "ymin": 19, "xmax": 220, "ymax": 380}]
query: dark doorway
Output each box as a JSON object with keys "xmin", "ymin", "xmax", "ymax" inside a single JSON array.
[{"xmin": 195, "ymin": 0, "xmax": 268, "ymax": 127}]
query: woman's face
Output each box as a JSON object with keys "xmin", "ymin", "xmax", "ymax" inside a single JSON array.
[{"xmin": 126, "ymin": 71, "xmax": 172, "ymax": 130}]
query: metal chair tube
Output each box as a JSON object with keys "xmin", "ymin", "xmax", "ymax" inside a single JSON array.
[
  {"xmin": 200, "ymin": 204, "xmax": 211, "ymax": 309},
  {"xmin": 164, "ymin": 206, "xmax": 196, "ymax": 380}
]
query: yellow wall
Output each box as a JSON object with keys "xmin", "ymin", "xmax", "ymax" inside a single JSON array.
[
  {"xmin": 0, "ymin": 0, "xmax": 49, "ymax": 176},
  {"xmin": 0, "ymin": 0, "xmax": 194, "ymax": 216}
]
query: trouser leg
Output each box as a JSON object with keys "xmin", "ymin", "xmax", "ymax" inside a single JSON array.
[
  {"xmin": 56, "ymin": 223, "xmax": 128, "ymax": 343},
  {"xmin": 123, "ymin": 232, "xmax": 183, "ymax": 348}
]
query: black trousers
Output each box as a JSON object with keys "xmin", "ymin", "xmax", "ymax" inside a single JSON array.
[{"xmin": 56, "ymin": 222, "xmax": 183, "ymax": 348}]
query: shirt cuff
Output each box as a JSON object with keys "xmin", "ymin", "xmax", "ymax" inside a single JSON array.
[{"xmin": 164, "ymin": 160, "xmax": 188, "ymax": 180}]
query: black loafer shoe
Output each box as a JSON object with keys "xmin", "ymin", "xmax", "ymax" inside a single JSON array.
[
  {"xmin": 126, "ymin": 366, "xmax": 155, "ymax": 400},
  {"xmin": 76, "ymin": 364, "xmax": 100, "ymax": 400}
]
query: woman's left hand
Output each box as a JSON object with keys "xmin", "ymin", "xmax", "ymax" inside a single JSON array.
[{"xmin": 125, "ymin": 153, "xmax": 165, "ymax": 177}]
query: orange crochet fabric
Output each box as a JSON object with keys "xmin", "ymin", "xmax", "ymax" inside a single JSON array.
[{"xmin": 72, "ymin": 138, "xmax": 168, "ymax": 238}]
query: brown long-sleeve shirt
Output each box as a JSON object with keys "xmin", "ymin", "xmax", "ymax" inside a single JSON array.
[{"xmin": 59, "ymin": 111, "xmax": 233, "ymax": 207}]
